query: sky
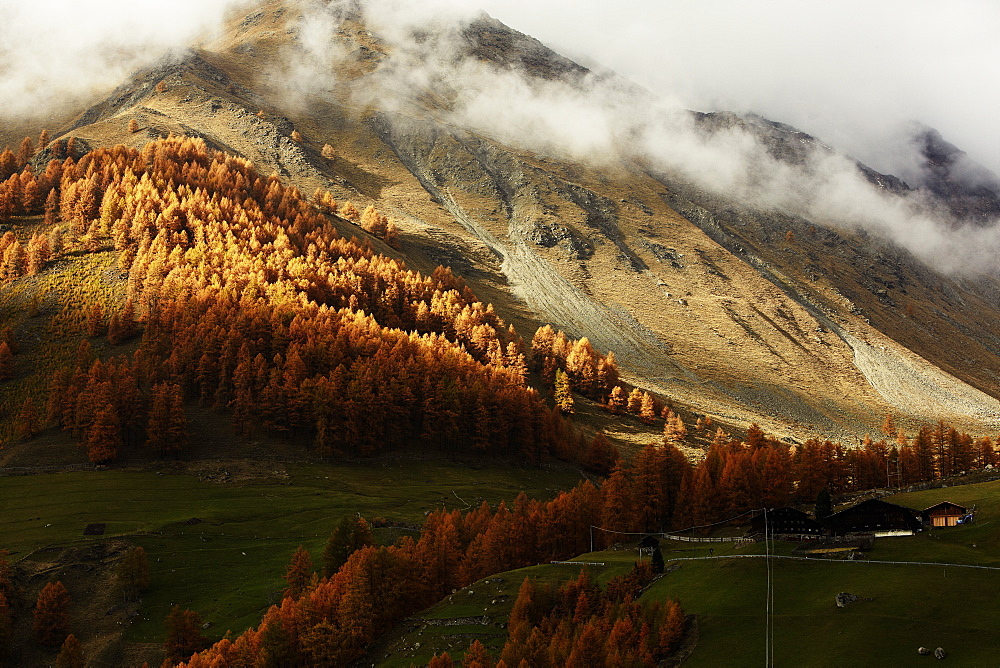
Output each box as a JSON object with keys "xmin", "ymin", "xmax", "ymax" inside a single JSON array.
[
  {"xmin": 1, "ymin": 0, "xmax": 997, "ymax": 176},
  {"xmin": 1, "ymin": 0, "xmax": 998, "ymax": 270},
  {"xmin": 471, "ymin": 0, "xmax": 1000, "ymax": 178}
]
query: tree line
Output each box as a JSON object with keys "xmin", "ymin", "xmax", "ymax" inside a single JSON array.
[
  {"xmin": 429, "ymin": 566, "xmax": 685, "ymax": 667},
  {"xmin": 0, "ymin": 135, "xmax": 590, "ymax": 462}
]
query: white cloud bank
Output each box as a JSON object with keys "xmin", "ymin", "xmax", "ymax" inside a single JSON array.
[
  {"xmin": 351, "ymin": 0, "xmax": 1000, "ymax": 273},
  {"xmin": 2, "ymin": 0, "xmax": 999, "ymax": 272},
  {"xmin": 0, "ymin": 0, "xmax": 244, "ymax": 117}
]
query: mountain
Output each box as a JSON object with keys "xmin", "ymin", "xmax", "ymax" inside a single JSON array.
[
  {"xmin": 4, "ymin": 0, "xmax": 998, "ymax": 445},
  {"xmin": 6, "ymin": 2, "xmax": 1000, "ymax": 665}
]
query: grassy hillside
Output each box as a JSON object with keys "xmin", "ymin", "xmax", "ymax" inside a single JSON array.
[
  {"xmin": 377, "ymin": 478, "xmax": 1000, "ymax": 666},
  {"xmin": 0, "ymin": 459, "xmax": 585, "ymax": 661}
]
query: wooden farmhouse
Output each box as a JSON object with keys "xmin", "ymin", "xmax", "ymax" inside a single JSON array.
[
  {"xmin": 825, "ymin": 498, "xmax": 923, "ymax": 536},
  {"xmin": 749, "ymin": 507, "xmax": 825, "ymax": 537},
  {"xmin": 921, "ymin": 501, "xmax": 971, "ymax": 527}
]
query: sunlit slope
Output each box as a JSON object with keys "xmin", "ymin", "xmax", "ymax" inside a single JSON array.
[{"xmin": 9, "ymin": 0, "xmax": 1000, "ymax": 438}]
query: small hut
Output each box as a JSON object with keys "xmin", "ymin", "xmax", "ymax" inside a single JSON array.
[{"xmin": 922, "ymin": 501, "xmax": 970, "ymax": 527}]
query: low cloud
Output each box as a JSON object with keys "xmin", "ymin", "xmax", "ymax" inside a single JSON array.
[
  {"xmin": 350, "ymin": 0, "xmax": 1000, "ymax": 274},
  {"xmin": 0, "ymin": 0, "xmax": 244, "ymax": 119},
  {"xmin": 2, "ymin": 0, "xmax": 998, "ymax": 273}
]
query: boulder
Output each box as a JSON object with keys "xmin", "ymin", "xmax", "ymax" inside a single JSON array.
[
  {"xmin": 934, "ymin": 647, "xmax": 946, "ymax": 660},
  {"xmin": 918, "ymin": 647, "xmax": 930, "ymax": 655},
  {"xmin": 835, "ymin": 592, "xmax": 860, "ymax": 608}
]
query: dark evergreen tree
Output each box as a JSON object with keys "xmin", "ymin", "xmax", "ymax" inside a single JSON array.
[
  {"xmin": 815, "ymin": 487, "xmax": 833, "ymax": 521},
  {"xmin": 163, "ymin": 605, "xmax": 207, "ymax": 662},
  {"xmin": 323, "ymin": 516, "xmax": 374, "ymax": 577},
  {"xmin": 651, "ymin": 546, "xmax": 665, "ymax": 574}
]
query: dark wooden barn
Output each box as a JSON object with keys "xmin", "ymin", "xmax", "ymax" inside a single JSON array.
[
  {"xmin": 749, "ymin": 507, "xmax": 825, "ymax": 536},
  {"xmin": 922, "ymin": 501, "xmax": 970, "ymax": 527},
  {"xmin": 825, "ymin": 498, "xmax": 922, "ymax": 535}
]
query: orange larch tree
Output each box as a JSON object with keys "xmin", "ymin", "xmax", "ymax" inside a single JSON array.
[{"xmin": 33, "ymin": 581, "xmax": 71, "ymax": 646}]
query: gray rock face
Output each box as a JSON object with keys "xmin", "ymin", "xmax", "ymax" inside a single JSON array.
[{"xmin": 835, "ymin": 592, "xmax": 860, "ymax": 608}]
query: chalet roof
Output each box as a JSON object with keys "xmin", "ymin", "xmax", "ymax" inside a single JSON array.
[
  {"xmin": 825, "ymin": 497, "xmax": 923, "ymax": 534},
  {"xmin": 827, "ymin": 498, "xmax": 918, "ymax": 519},
  {"xmin": 922, "ymin": 501, "xmax": 968, "ymax": 513},
  {"xmin": 769, "ymin": 507, "xmax": 810, "ymax": 518},
  {"xmin": 749, "ymin": 507, "xmax": 825, "ymax": 534},
  {"xmin": 749, "ymin": 507, "xmax": 811, "ymax": 520}
]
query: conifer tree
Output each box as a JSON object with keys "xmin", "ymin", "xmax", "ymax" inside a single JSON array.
[
  {"xmin": 85, "ymin": 402, "xmax": 121, "ymax": 463},
  {"xmin": 607, "ymin": 385, "xmax": 626, "ymax": 414},
  {"xmin": 651, "ymin": 546, "xmax": 665, "ymax": 574},
  {"xmin": 462, "ymin": 639, "xmax": 493, "ymax": 668},
  {"xmin": 639, "ymin": 391, "xmax": 657, "ymax": 423},
  {"xmin": 659, "ymin": 600, "xmax": 685, "ymax": 654},
  {"xmin": 86, "ymin": 303, "xmax": 105, "ymax": 337},
  {"xmin": 428, "ymin": 652, "xmax": 454, "ymax": 668},
  {"xmin": 33, "ymin": 581, "xmax": 71, "ymax": 646},
  {"xmin": 55, "ymin": 633, "xmax": 85, "ymax": 668},
  {"xmin": 284, "ymin": 545, "xmax": 313, "ymax": 599},
  {"xmin": 384, "ymin": 219, "xmax": 400, "ymax": 248},
  {"xmin": 626, "ymin": 387, "xmax": 643, "ymax": 415},
  {"xmin": 16, "ymin": 397, "xmax": 41, "ymax": 439},
  {"xmin": 146, "ymin": 383, "xmax": 173, "ymax": 458},
  {"xmin": 0, "ymin": 341, "xmax": 14, "ymax": 380},
  {"xmin": 553, "ymin": 368, "xmax": 574, "ymax": 414},
  {"xmin": 814, "ymin": 488, "xmax": 833, "ymax": 521},
  {"xmin": 584, "ymin": 432, "xmax": 617, "ymax": 475},
  {"xmin": 163, "ymin": 605, "xmax": 207, "ymax": 662},
  {"xmin": 165, "ymin": 383, "xmax": 189, "ymax": 456},
  {"xmin": 340, "ymin": 201, "xmax": 359, "ymax": 222},
  {"xmin": 881, "ymin": 413, "xmax": 896, "ymax": 437},
  {"xmin": 323, "ymin": 516, "xmax": 374, "ymax": 577},
  {"xmin": 107, "ymin": 300, "xmax": 136, "ymax": 344},
  {"xmin": 26, "ymin": 232, "xmax": 50, "ymax": 274},
  {"xmin": 118, "ymin": 546, "xmax": 150, "ymax": 602},
  {"xmin": 16, "ymin": 137, "xmax": 33, "ymax": 167}
]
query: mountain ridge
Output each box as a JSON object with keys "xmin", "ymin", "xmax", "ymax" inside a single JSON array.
[{"xmin": 4, "ymin": 0, "xmax": 1000, "ymax": 441}]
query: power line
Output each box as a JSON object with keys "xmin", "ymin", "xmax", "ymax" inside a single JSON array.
[
  {"xmin": 590, "ymin": 508, "xmax": 764, "ymax": 539},
  {"xmin": 764, "ymin": 507, "xmax": 772, "ymax": 667}
]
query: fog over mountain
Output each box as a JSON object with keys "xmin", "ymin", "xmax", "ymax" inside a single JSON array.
[
  {"xmin": 343, "ymin": 0, "xmax": 1000, "ymax": 273},
  {"xmin": 472, "ymin": 0, "xmax": 1000, "ymax": 180},
  {"xmin": 4, "ymin": 0, "xmax": 997, "ymax": 175},
  {"xmin": 3, "ymin": 0, "xmax": 1000, "ymax": 272}
]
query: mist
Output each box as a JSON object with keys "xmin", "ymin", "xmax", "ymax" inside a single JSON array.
[
  {"xmin": 348, "ymin": 0, "xmax": 1000, "ymax": 274},
  {"xmin": 473, "ymin": 0, "xmax": 1000, "ymax": 181},
  {"xmin": 2, "ymin": 0, "xmax": 998, "ymax": 272},
  {"xmin": 0, "ymin": 0, "xmax": 245, "ymax": 119}
]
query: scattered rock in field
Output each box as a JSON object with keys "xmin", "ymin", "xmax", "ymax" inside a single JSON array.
[
  {"xmin": 835, "ymin": 592, "xmax": 859, "ymax": 608},
  {"xmin": 918, "ymin": 647, "xmax": 930, "ymax": 655},
  {"xmin": 934, "ymin": 647, "xmax": 946, "ymax": 659}
]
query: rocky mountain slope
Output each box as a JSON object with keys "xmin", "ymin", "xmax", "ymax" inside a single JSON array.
[{"xmin": 6, "ymin": 0, "xmax": 1000, "ymax": 441}]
